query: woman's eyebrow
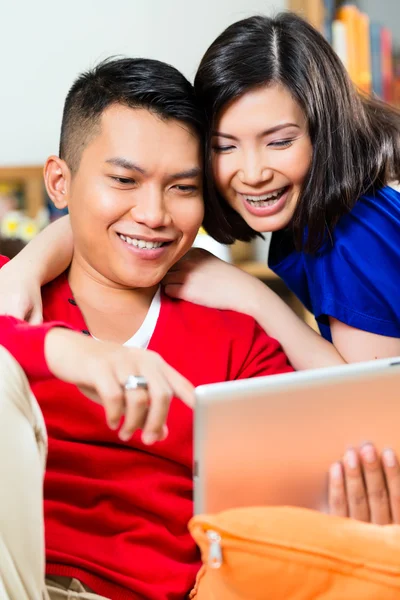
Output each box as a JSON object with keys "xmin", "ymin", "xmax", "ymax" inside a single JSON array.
[{"xmin": 212, "ymin": 123, "xmax": 300, "ymax": 140}]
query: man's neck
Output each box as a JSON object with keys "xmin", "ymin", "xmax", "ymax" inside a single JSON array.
[{"xmin": 68, "ymin": 256, "xmax": 159, "ymax": 344}]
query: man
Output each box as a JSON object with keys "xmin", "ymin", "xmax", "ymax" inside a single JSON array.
[{"xmin": 0, "ymin": 58, "xmax": 292, "ymax": 600}]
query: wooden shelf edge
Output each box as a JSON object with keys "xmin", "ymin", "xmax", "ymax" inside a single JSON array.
[{"xmin": 234, "ymin": 261, "xmax": 278, "ymax": 280}]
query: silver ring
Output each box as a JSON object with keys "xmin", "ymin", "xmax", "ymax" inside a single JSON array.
[{"xmin": 124, "ymin": 375, "xmax": 148, "ymax": 391}]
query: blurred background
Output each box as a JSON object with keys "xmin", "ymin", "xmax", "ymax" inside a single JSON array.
[{"xmin": 0, "ymin": 0, "xmax": 398, "ymax": 325}]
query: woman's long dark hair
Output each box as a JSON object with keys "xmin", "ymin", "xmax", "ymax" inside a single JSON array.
[{"xmin": 195, "ymin": 12, "xmax": 400, "ymax": 252}]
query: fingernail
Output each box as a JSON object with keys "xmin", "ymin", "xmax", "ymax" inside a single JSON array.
[
  {"xmin": 142, "ymin": 432, "xmax": 158, "ymax": 446},
  {"xmin": 119, "ymin": 431, "xmax": 131, "ymax": 442},
  {"xmin": 160, "ymin": 425, "xmax": 169, "ymax": 441},
  {"xmin": 360, "ymin": 443, "xmax": 376, "ymax": 464},
  {"xmin": 330, "ymin": 462, "xmax": 342, "ymax": 480},
  {"xmin": 383, "ymin": 448, "xmax": 397, "ymax": 468},
  {"xmin": 345, "ymin": 449, "xmax": 358, "ymax": 469}
]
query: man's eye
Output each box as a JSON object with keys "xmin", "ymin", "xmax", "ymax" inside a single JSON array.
[
  {"xmin": 268, "ymin": 139, "xmax": 294, "ymax": 149},
  {"xmin": 173, "ymin": 185, "xmax": 198, "ymax": 193},
  {"xmin": 212, "ymin": 145, "xmax": 235, "ymax": 153},
  {"xmin": 111, "ymin": 176, "xmax": 135, "ymax": 185}
]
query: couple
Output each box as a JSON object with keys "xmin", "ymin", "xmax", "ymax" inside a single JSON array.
[{"xmin": 1, "ymin": 25, "xmax": 400, "ymax": 600}]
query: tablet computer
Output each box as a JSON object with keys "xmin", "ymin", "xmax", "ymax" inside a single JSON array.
[{"xmin": 194, "ymin": 357, "xmax": 400, "ymax": 514}]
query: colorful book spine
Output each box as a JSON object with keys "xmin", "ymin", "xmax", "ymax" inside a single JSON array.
[
  {"xmin": 357, "ymin": 12, "xmax": 371, "ymax": 94},
  {"xmin": 370, "ymin": 22, "xmax": 383, "ymax": 98},
  {"xmin": 289, "ymin": 0, "xmax": 324, "ymax": 32},
  {"xmin": 323, "ymin": 0, "xmax": 335, "ymax": 44},
  {"xmin": 381, "ymin": 27, "xmax": 393, "ymax": 103},
  {"xmin": 393, "ymin": 55, "xmax": 400, "ymax": 108},
  {"xmin": 336, "ymin": 4, "xmax": 360, "ymax": 86},
  {"xmin": 332, "ymin": 20, "xmax": 348, "ymax": 70}
]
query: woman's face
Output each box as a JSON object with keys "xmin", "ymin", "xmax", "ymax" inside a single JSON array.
[{"xmin": 211, "ymin": 83, "xmax": 313, "ymax": 232}]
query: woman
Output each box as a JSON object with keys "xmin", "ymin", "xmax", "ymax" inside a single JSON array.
[
  {"xmin": 164, "ymin": 12, "xmax": 400, "ymax": 365},
  {"xmin": 0, "ymin": 12, "xmax": 399, "ymax": 520}
]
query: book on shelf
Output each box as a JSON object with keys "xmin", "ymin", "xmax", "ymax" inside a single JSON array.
[
  {"xmin": 381, "ymin": 27, "xmax": 393, "ymax": 103},
  {"xmin": 332, "ymin": 19, "xmax": 348, "ymax": 69},
  {"xmin": 322, "ymin": 0, "xmax": 335, "ymax": 44},
  {"xmin": 289, "ymin": 0, "xmax": 324, "ymax": 32},
  {"xmin": 291, "ymin": 1, "xmax": 398, "ymax": 107},
  {"xmin": 357, "ymin": 11, "xmax": 371, "ymax": 95},
  {"xmin": 336, "ymin": 4, "xmax": 360, "ymax": 87},
  {"xmin": 393, "ymin": 55, "xmax": 400, "ymax": 108},
  {"xmin": 370, "ymin": 22, "xmax": 383, "ymax": 98}
]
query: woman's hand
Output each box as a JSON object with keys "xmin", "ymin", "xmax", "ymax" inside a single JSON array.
[
  {"xmin": 329, "ymin": 443, "xmax": 400, "ymax": 524},
  {"xmin": 163, "ymin": 248, "xmax": 259, "ymax": 315},
  {"xmin": 0, "ymin": 261, "xmax": 43, "ymax": 323}
]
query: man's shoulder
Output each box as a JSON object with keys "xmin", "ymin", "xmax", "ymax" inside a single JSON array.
[
  {"xmin": 162, "ymin": 293, "xmax": 287, "ymax": 359},
  {"xmin": 165, "ymin": 293, "xmax": 262, "ymax": 337},
  {"xmin": 161, "ymin": 294, "xmax": 292, "ymax": 379},
  {"xmin": 0, "ymin": 255, "xmax": 10, "ymax": 269}
]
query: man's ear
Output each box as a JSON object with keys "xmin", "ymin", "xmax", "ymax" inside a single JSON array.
[{"xmin": 44, "ymin": 156, "xmax": 71, "ymax": 209}]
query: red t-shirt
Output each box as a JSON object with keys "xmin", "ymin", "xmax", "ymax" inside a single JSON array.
[{"xmin": 0, "ymin": 256, "xmax": 293, "ymax": 599}]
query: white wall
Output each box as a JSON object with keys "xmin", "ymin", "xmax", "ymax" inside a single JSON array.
[{"xmin": 0, "ymin": 0, "xmax": 286, "ymax": 166}]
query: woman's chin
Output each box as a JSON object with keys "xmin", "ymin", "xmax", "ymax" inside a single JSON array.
[{"xmin": 243, "ymin": 210, "xmax": 294, "ymax": 234}]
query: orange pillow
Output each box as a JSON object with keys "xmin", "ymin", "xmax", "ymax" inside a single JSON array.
[{"xmin": 189, "ymin": 507, "xmax": 400, "ymax": 599}]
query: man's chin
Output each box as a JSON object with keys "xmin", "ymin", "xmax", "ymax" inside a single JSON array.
[
  {"xmin": 115, "ymin": 268, "xmax": 166, "ymax": 291},
  {"xmin": 122, "ymin": 277, "xmax": 163, "ymax": 290}
]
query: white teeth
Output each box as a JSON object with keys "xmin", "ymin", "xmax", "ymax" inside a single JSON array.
[
  {"xmin": 118, "ymin": 234, "xmax": 164, "ymax": 249},
  {"xmin": 243, "ymin": 187, "xmax": 286, "ymax": 203}
]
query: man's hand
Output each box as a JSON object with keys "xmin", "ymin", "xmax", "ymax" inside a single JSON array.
[
  {"xmin": 329, "ymin": 443, "xmax": 400, "ymax": 524},
  {"xmin": 45, "ymin": 328, "xmax": 194, "ymax": 444}
]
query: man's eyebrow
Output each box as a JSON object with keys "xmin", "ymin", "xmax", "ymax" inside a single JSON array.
[
  {"xmin": 169, "ymin": 167, "xmax": 202, "ymax": 180},
  {"xmin": 105, "ymin": 157, "xmax": 147, "ymax": 174},
  {"xmin": 212, "ymin": 123, "xmax": 300, "ymax": 140}
]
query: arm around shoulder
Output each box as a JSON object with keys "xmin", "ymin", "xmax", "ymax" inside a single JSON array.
[
  {"xmin": 6, "ymin": 214, "xmax": 73, "ymax": 284},
  {"xmin": 0, "ymin": 215, "xmax": 73, "ymax": 322}
]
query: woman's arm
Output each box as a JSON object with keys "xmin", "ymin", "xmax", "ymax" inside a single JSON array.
[
  {"xmin": 164, "ymin": 249, "xmax": 345, "ymax": 370},
  {"xmin": 242, "ymin": 277, "xmax": 346, "ymax": 369},
  {"xmin": 329, "ymin": 318, "xmax": 400, "ymax": 362},
  {"xmin": 0, "ymin": 215, "xmax": 73, "ymax": 322}
]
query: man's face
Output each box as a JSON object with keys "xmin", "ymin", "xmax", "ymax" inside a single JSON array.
[{"xmin": 66, "ymin": 105, "xmax": 204, "ymax": 289}]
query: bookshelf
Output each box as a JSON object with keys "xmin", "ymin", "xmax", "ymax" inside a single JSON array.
[
  {"xmin": 289, "ymin": 0, "xmax": 325, "ymax": 31},
  {"xmin": 289, "ymin": 0, "xmax": 400, "ymax": 106},
  {"xmin": 0, "ymin": 165, "xmax": 44, "ymax": 218}
]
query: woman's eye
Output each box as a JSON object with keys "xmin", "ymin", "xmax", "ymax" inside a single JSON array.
[
  {"xmin": 111, "ymin": 176, "xmax": 135, "ymax": 185},
  {"xmin": 212, "ymin": 145, "xmax": 235, "ymax": 153},
  {"xmin": 268, "ymin": 139, "xmax": 294, "ymax": 149}
]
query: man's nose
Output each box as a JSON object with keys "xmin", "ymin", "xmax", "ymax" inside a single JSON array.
[{"xmin": 130, "ymin": 189, "xmax": 172, "ymax": 229}]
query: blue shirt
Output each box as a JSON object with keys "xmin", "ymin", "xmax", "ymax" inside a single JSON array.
[{"xmin": 268, "ymin": 185, "xmax": 400, "ymax": 342}]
